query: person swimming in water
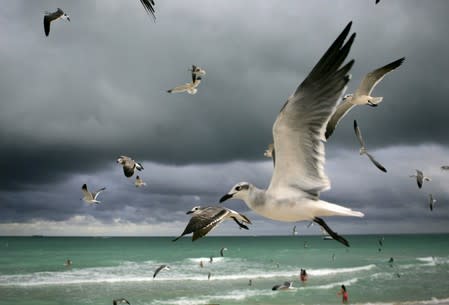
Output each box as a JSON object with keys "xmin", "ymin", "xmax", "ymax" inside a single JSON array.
[
  {"xmin": 300, "ymin": 269, "xmax": 308, "ymax": 282},
  {"xmin": 337, "ymin": 285, "xmax": 348, "ymax": 304}
]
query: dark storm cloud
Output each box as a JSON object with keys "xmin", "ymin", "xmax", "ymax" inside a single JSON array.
[{"xmin": 1, "ymin": 1, "xmax": 449, "ymax": 234}]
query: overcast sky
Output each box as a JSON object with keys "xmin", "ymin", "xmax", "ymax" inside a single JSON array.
[{"xmin": 1, "ymin": 0, "xmax": 448, "ymax": 237}]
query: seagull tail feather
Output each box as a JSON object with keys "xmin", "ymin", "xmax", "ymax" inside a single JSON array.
[{"xmin": 318, "ymin": 200, "xmax": 364, "ymax": 218}]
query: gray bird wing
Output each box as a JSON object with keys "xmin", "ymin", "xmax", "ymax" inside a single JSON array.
[
  {"xmin": 325, "ymin": 99, "xmax": 355, "ymax": 139},
  {"xmin": 43, "ymin": 9, "xmax": 64, "ymax": 36},
  {"xmin": 268, "ymin": 22, "xmax": 355, "ymax": 196},
  {"xmin": 139, "ymin": 0, "xmax": 156, "ymax": 20},
  {"xmin": 81, "ymin": 184, "xmax": 93, "ymax": 200},
  {"xmin": 153, "ymin": 265, "xmax": 166, "ymax": 278},
  {"xmin": 354, "ymin": 57, "xmax": 405, "ymax": 96},
  {"xmin": 93, "ymin": 187, "xmax": 106, "ymax": 200},
  {"xmin": 366, "ymin": 152, "xmax": 387, "ymax": 173},
  {"xmin": 353, "ymin": 120, "xmax": 366, "ymax": 149}
]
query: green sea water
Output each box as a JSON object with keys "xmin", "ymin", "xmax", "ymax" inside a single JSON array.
[{"xmin": 0, "ymin": 235, "xmax": 448, "ymax": 305}]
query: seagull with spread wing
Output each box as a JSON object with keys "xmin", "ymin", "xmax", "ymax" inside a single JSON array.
[
  {"xmin": 219, "ymin": 22, "xmax": 363, "ymax": 247},
  {"xmin": 410, "ymin": 169, "xmax": 431, "ymax": 189},
  {"xmin": 173, "ymin": 206, "xmax": 251, "ymax": 241},
  {"xmin": 81, "ymin": 184, "xmax": 106, "ymax": 204},
  {"xmin": 325, "ymin": 57, "xmax": 404, "ymax": 138},
  {"xmin": 43, "ymin": 8, "xmax": 70, "ymax": 37}
]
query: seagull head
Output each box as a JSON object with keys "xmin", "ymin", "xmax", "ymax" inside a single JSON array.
[
  {"xmin": 219, "ymin": 182, "xmax": 251, "ymax": 203},
  {"xmin": 342, "ymin": 93, "xmax": 353, "ymax": 101},
  {"xmin": 186, "ymin": 206, "xmax": 202, "ymax": 214},
  {"xmin": 116, "ymin": 156, "xmax": 125, "ymax": 164},
  {"xmin": 62, "ymin": 14, "xmax": 70, "ymax": 22}
]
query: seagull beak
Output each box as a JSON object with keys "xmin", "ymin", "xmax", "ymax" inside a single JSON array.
[
  {"xmin": 67, "ymin": 17, "xmax": 70, "ymax": 22},
  {"xmin": 186, "ymin": 210, "xmax": 194, "ymax": 214},
  {"xmin": 219, "ymin": 193, "xmax": 233, "ymax": 203}
]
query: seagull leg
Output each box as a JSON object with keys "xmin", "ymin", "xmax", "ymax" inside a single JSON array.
[
  {"xmin": 313, "ymin": 217, "xmax": 350, "ymax": 247},
  {"xmin": 232, "ymin": 217, "xmax": 249, "ymax": 230}
]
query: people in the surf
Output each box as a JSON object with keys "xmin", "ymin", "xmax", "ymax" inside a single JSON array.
[
  {"xmin": 64, "ymin": 258, "xmax": 72, "ymax": 267},
  {"xmin": 300, "ymin": 269, "xmax": 308, "ymax": 282},
  {"xmin": 337, "ymin": 285, "xmax": 349, "ymax": 304},
  {"xmin": 199, "ymin": 260, "xmax": 204, "ymax": 268},
  {"xmin": 388, "ymin": 257, "xmax": 394, "ymax": 267}
]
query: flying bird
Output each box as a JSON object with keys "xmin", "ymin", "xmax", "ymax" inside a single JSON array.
[
  {"xmin": 219, "ymin": 22, "xmax": 363, "ymax": 247},
  {"xmin": 441, "ymin": 165, "xmax": 449, "ymax": 171},
  {"xmin": 272, "ymin": 281, "xmax": 294, "ymax": 291},
  {"xmin": 167, "ymin": 73, "xmax": 203, "ymax": 95},
  {"xmin": 220, "ymin": 247, "xmax": 228, "ymax": 257},
  {"xmin": 81, "ymin": 184, "xmax": 106, "ymax": 204},
  {"xmin": 325, "ymin": 57, "xmax": 404, "ymax": 138},
  {"xmin": 173, "ymin": 206, "xmax": 251, "ymax": 241},
  {"xmin": 353, "ymin": 120, "xmax": 387, "ymax": 173},
  {"xmin": 410, "ymin": 170, "xmax": 431, "ymax": 189},
  {"xmin": 116, "ymin": 156, "xmax": 144, "ymax": 178},
  {"xmin": 134, "ymin": 175, "xmax": 147, "ymax": 187},
  {"xmin": 139, "ymin": 0, "xmax": 156, "ymax": 20},
  {"xmin": 43, "ymin": 8, "xmax": 70, "ymax": 37},
  {"xmin": 292, "ymin": 225, "xmax": 298, "ymax": 236},
  {"xmin": 113, "ymin": 298, "xmax": 130, "ymax": 305},
  {"xmin": 153, "ymin": 265, "xmax": 170, "ymax": 278},
  {"xmin": 429, "ymin": 194, "xmax": 436, "ymax": 211}
]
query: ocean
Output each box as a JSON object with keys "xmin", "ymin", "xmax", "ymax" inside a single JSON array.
[{"xmin": 0, "ymin": 235, "xmax": 448, "ymax": 305}]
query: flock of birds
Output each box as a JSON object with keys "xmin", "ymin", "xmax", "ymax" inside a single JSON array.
[{"xmin": 39, "ymin": 1, "xmax": 447, "ymax": 304}]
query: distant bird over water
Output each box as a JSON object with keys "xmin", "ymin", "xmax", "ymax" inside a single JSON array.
[
  {"xmin": 220, "ymin": 22, "xmax": 363, "ymax": 247},
  {"xmin": 173, "ymin": 206, "xmax": 251, "ymax": 241},
  {"xmin": 153, "ymin": 265, "xmax": 170, "ymax": 278},
  {"xmin": 325, "ymin": 57, "xmax": 404, "ymax": 138},
  {"xmin": 410, "ymin": 170, "xmax": 431, "ymax": 189},
  {"xmin": 43, "ymin": 8, "xmax": 70, "ymax": 37},
  {"xmin": 116, "ymin": 156, "xmax": 144, "ymax": 178},
  {"xmin": 220, "ymin": 247, "xmax": 228, "ymax": 257},
  {"xmin": 353, "ymin": 120, "xmax": 387, "ymax": 173},
  {"xmin": 81, "ymin": 184, "xmax": 106, "ymax": 204}
]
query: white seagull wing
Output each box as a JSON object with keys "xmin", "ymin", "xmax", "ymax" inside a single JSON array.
[
  {"xmin": 167, "ymin": 83, "xmax": 193, "ymax": 93},
  {"xmin": 325, "ymin": 99, "xmax": 355, "ymax": 139},
  {"xmin": 268, "ymin": 22, "xmax": 355, "ymax": 195},
  {"xmin": 355, "ymin": 57, "xmax": 405, "ymax": 96},
  {"xmin": 93, "ymin": 187, "xmax": 106, "ymax": 200}
]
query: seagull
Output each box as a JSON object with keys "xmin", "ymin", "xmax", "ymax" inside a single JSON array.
[
  {"xmin": 43, "ymin": 8, "xmax": 70, "ymax": 37},
  {"xmin": 220, "ymin": 247, "xmax": 228, "ymax": 257},
  {"xmin": 81, "ymin": 184, "xmax": 106, "ymax": 204},
  {"xmin": 272, "ymin": 281, "xmax": 294, "ymax": 291},
  {"xmin": 167, "ymin": 73, "xmax": 203, "ymax": 95},
  {"xmin": 410, "ymin": 169, "xmax": 431, "ymax": 189},
  {"xmin": 139, "ymin": 0, "xmax": 156, "ymax": 20},
  {"xmin": 325, "ymin": 57, "xmax": 404, "ymax": 138},
  {"xmin": 292, "ymin": 225, "xmax": 298, "ymax": 236},
  {"xmin": 429, "ymin": 194, "xmax": 436, "ymax": 211},
  {"xmin": 113, "ymin": 298, "xmax": 130, "ymax": 305},
  {"xmin": 441, "ymin": 165, "xmax": 449, "ymax": 171},
  {"xmin": 189, "ymin": 65, "xmax": 206, "ymax": 78},
  {"xmin": 153, "ymin": 265, "xmax": 170, "ymax": 278},
  {"xmin": 172, "ymin": 206, "xmax": 251, "ymax": 241},
  {"xmin": 116, "ymin": 156, "xmax": 144, "ymax": 178},
  {"xmin": 135, "ymin": 175, "xmax": 147, "ymax": 187},
  {"xmin": 219, "ymin": 22, "xmax": 363, "ymax": 247},
  {"xmin": 353, "ymin": 120, "xmax": 387, "ymax": 173}
]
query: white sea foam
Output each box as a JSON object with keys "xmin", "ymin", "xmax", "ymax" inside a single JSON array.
[
  {"xmin": 308, "ymin": 264, "xmax": 376, "ymax": 276},
  {"xmin": 307, "ymin": 277, "xmax": 359, "ymax": 290},
  {"xmin": 354, "ymin": 297, "xmax": 449, "ymax": 305}
]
